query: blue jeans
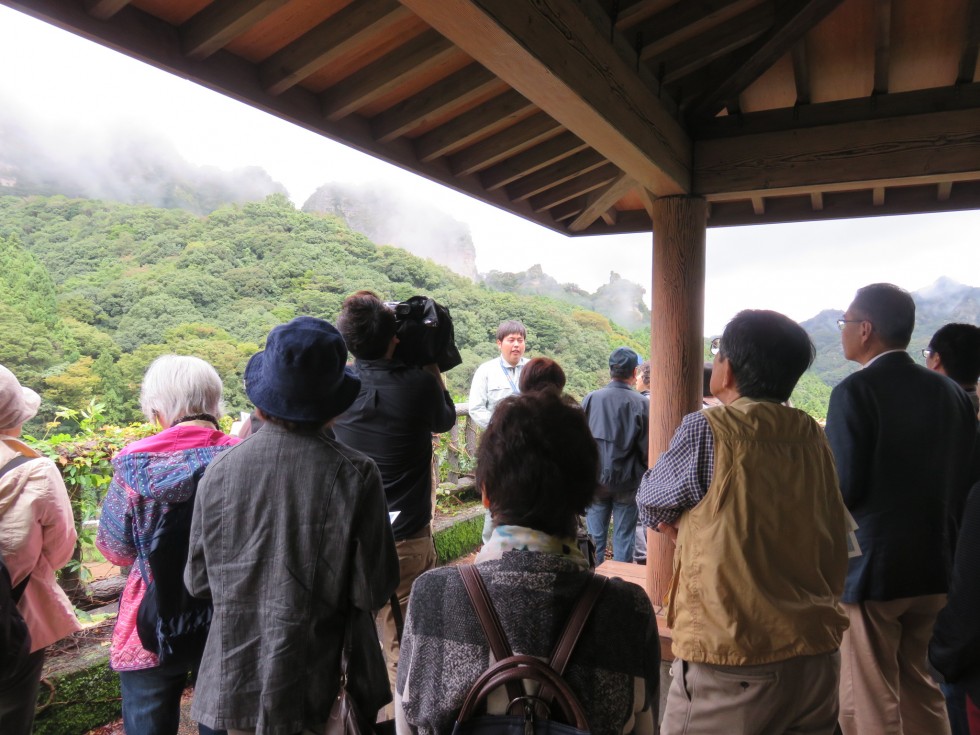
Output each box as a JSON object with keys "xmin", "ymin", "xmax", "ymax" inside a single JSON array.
[
  {"xmin": 119, "ymin": 661, "xmax": 224, "ymax": 735},
  {"xmin": 586, "ymin": 497, "xmax": 638, "ymax": 563}
]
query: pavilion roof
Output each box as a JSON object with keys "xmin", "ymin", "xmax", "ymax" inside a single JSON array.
[{"xmin": 8, "ymin": 0, "xmax": 980, "ymax": 233}]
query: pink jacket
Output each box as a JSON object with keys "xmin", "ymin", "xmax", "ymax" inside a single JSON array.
[{"xmin": 0, "ymin": 436, "xmax": 81, "ymax": 652}]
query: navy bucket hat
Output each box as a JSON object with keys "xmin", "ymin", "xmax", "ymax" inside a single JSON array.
[{"xmin": 245, "ymin": 316, "xmax": 360, "ymax": 423}]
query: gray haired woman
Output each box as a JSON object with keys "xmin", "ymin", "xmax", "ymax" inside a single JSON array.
[{"xmin": 96, "ymin": 355, "xmax": 238, "ymax": 735}]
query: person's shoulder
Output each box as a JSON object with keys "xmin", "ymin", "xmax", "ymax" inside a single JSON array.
[{"xmin": 326, "ymin": 436, "xmax": 381, "ymax": 479}]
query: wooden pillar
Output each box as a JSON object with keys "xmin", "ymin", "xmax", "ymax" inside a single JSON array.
[{"xmin": 645, "ymin": 195, "xmax": 707, "ymax": 608}]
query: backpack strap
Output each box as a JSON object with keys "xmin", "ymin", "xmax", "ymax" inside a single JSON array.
[
  {"xmin": 0, "ymin": 455, "xmax": 36, "ymax": 601},
  {"xmin": 458, "ymin": 565, "xmax": 523, "ymax": 708},
  {"xmin": 0, "ymin": 454, "xmax": 33, "ymax": 480},
  {"xmin": 548, "ymin": 574, "xmax": 606, "ymax": 674}
]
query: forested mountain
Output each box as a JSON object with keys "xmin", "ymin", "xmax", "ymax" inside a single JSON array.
[
  {"xmin": 0, "ymin": 194, "xmax": 648, "ymax": 431},
  {"xmin": 803, "ymin": 277, "xmax": 980, "ymax": 388}
]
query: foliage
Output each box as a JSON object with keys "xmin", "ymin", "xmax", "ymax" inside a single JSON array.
[
  {"xmin": 25, "ymin": 402, "xmax": 153, "ymax": 588},
  {"xmin": 33, "ymin": 658, "xmax": 121, "ymax": 735},
  {"xmin": 433, "ymin": 513, "xmax": 484, "ymax": 565}
]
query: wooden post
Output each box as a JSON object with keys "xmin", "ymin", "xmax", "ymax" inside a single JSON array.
[{"xmin": 646, "ymin": 195, "xmax": 707, "ymax": 609}]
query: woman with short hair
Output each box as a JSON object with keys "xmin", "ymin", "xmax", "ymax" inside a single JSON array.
[
  {"xmin": 395, "ymin": 390, "xmax": 660, "ymax": 735},
  {"xmin": 97, "ymin": 355, "xmax": 237, "ymax": 735}
]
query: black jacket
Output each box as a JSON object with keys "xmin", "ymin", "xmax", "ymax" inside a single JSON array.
[{"xmin": 826, "ymin": 351, "xmax": 977, "ymax": 603}]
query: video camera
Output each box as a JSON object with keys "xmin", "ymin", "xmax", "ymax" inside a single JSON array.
[{"xmin": 384, "ymin": 295, "xmax": 462, "ymax": 372}]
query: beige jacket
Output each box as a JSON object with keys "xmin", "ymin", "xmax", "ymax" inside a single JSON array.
[
  {"xmin": 668, "ymin": 399, "xmax": 849, "ymax": 665},
  {"xmin": 0, "ymin": 436, "xmax": 80, "ymax": 651}
]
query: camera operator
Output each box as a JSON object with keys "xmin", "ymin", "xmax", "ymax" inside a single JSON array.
[{"xmin": 332, "ymin": 290, "xmax": 457, "ymax": 698}]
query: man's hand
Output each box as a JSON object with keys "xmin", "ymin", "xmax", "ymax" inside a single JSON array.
[{"xmin": 656, "ymin": 521, "xmax": 679, "ymax": 542}]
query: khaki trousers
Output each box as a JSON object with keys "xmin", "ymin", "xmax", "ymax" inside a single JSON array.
[
  {"xmin": 379, "ymin": 531, "xmax": 437, "ymax": 692},
  {"xmin": 661, "ymin": 651, "xmax": 841, "ymax": 735},
  {"xmin": 839, "ymin": 595, "xmax": 951, "ymax": 735}
]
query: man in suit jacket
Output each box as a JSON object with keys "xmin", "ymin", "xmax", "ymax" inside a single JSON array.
[{"xmin": 826, "ymin": 283, "xmax": 977, "ymax": 735}]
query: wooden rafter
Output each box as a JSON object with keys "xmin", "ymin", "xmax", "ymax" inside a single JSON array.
[
  {"xmin": 873, "ymin": 0, "xmax": 891, "ymax": 95},
  {"xmin": 371, "ymin": 65, "xmax": 500, "ymax": 143},
  {"xmin": 181, "ymin": 0, "xmax": 290, "ymax": 60},
  {"xmin": 958, "ymin": 0, "xmax": 980, "ymax": 84},
  {"xmin": 449, "ymin": 113, "xmax": 562, "ymax": 176},
  {"xmin": 480, "ymin": 133, "xmax": 589, "ymax": 190},
  {"xmin": 260, "ymin": 0, "xmax": 411, "ymax": 97},
  {"xmin": 613, "ymin": 0, "xmax": 679, "ymax": 31},
  {"xmin": 792, "ymin": 40, "xmax": 810, "ymax": 104},
  {"xmin": 401, "ymin": 0, "xmax": 692, "ymax": 196},
  {"xmin": 650, "ymin": 3, "xmax": 773, "ymax": 84},
  {"xmin": 636, "ymin": 0, "xmax": 767, "ymax": 62},
  {"xmin": 938, "ymin": 181, "xmax": 953, "ymax": 201},
  {"xmin": 321, "ymin": 30, "xmax": 455, "ymax": 122},
  {"xmin": 569, "ymin": 173, "xmax": 636, "ymax": 231},
  {"xmin": 686, "ymin": 0, "xmax": 847, "ymax": 121},
  {"xmin": 529, "ymin": 163, "xmax": 621, "ymax": 212},
  {"xmin": 84, "ymin": 0, "xmax": 129, "ymax": 21},
  {"xmin": 414, "ymin": 89, "xmax": 535, "ymax": 162},
  {"xmin": 507, "ymin": 150, "xmax": 608, "ymax": 201}
]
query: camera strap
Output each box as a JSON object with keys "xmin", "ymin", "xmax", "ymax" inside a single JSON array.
[{"xmin": 498, "ymin": 358, "xmax": 520, "ymax": 395}]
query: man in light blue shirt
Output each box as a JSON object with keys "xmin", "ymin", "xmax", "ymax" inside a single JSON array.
[{"xmin": 468, "ymin": 320, "xmax": 528, "ymax": 542}]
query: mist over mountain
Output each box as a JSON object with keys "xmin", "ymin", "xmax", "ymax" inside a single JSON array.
[
  {"xmin": 802, "ymin": 278, "xmax": 980, "ymax": 386},
  {"xmin": 303, "ymin": 182, "xmax": 479, "ymax": 280},
  {"xmin": 0, "ymin": 108, "xmax": 286, "ymax": 214},
  {"xmin": 485, "ymin": 265, "xmax": 650, "ymax": 331}
]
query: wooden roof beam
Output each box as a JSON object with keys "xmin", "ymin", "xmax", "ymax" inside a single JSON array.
[
  {"xmin": 414, "ymin": 90, "xmax": 536, "ymax": 162},
  {"xmin": 401, "ymin": 0, "xmax": 691, "ymax": 196},
  {"xmin": 260, "ymin": 0, "xmax": 411, "ymax": 97},
  {"xmin": 371, "ymin": 65, "xmax": 501, "ymax": 143},
  {"xmin": 637, "ymin": 0, "xmax": 768, "ymax": 62},
  {"xmin": 181, "ymin": 0, "xmax": 290, "ymax": 61},
  {"xmin": 706, "ymin": 182, "xmax": 980, "ymax": 228},
  {"xmin": 529, "ymin": 163, "xmax": 622, "ymax": 212},
  {"xmin": 449, "ymin": 113, "xmax": 562, "ymax": 176},
  {"xmin": 84, "ymin": 0, "xmax": 129, "ymax": 21},
  {"xmin": 695, "ymin": 108, "xmax": 980, "ymax": 198},
  {"xmin": 569, "ymin": 173, "xmax": 636, "ymax": 231},
  {"xmin": 651, "ymin": 3, "xmax": 773, "ymax": 85},
  {"xmin": 938, "ymin": 181, "xmax": 953, "ymax": 201},
  {"xmin": 480, "ymin": 132, "xmax": 589, "ymax": 191},
  {"xmin": 693, "ymin": 83, "xmax": 980, "ymax": 137},
  {"xmin": 507, "ymin": 150, "xmax": 608, "ymax": 201},
  {"xmin": 958, "ymin": 0, "xmax": 980, "ymax": 84},
  {"xmin": 873, "ymin": 0, "xmax": 892, "ymax": 95},
  {"xmin": 321, "ymin": 30, "xmax": 456, "ymax": 122},
  {"xmin": 687, "ymin": 0, "xmax": 846, "ymax": 121}
]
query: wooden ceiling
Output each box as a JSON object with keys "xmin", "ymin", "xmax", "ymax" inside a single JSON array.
[{"xmin": 6, "ymin": 0, "xmax": 980, "ymax": 234}]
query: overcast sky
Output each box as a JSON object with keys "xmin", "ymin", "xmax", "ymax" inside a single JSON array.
[{"xmin": 2, "ymin": 6, "xmax": 978, "ymax": 334}]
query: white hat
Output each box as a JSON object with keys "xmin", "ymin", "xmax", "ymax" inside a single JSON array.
[{"xmin": 0, "ymin": 365, "xmax": 41, "ymax": 431}]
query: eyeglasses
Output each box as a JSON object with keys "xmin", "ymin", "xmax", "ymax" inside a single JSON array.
[
  {"xmin": 922, "ymin": 348, "xmax": 935, "ymax": 359},
  {"xmin": 710, "ymin": 337, "xmax": 720, "ymax": 356},
  {"xmin": 836, "ymin": 318, "xmax": 869, "ymax": 331}
]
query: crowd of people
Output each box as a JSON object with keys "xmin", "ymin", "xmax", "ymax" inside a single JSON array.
[{"xmin": 0, "ymin": 282, "xmax": 978, "ymax": 735}]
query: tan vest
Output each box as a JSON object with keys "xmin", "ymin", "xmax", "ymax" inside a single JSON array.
[{"xmin": 667, "ymin": 397, "xmax": 849, "ymax": 665}]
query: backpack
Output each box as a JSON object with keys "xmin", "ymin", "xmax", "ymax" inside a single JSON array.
[
  {"xmin": 452, "ymin": 565, "xmax": 607, "ymax": 735},
  {"xmin": 135, "ymin": 469, "xmax": 212, "ymax": 666},
  {"xmin": 1, "ymin": 454, "xmax": 35, "ymax": 675}
]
